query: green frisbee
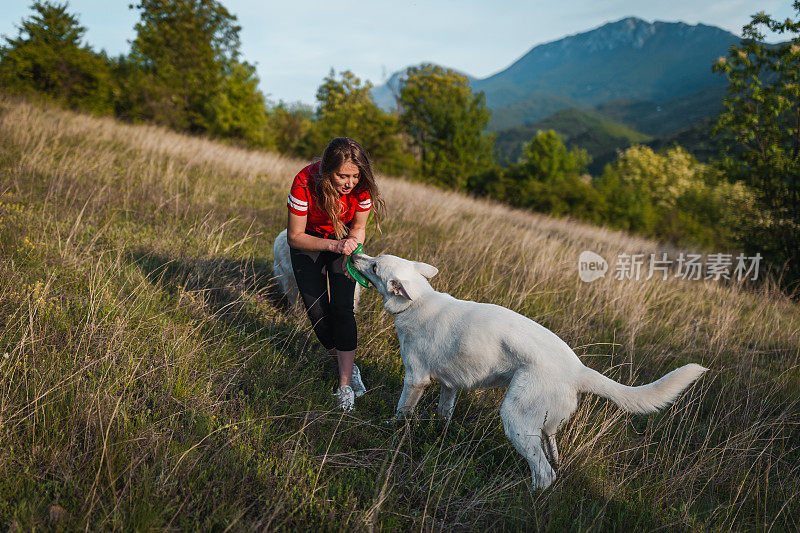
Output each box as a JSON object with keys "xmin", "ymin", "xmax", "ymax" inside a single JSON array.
[{"xmin": 347, "ymin": 243, "xmax": 370, "ymax": 288}]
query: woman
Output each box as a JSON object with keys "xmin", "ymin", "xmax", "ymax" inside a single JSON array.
[{"xmin": 286, "ymin": 137, "xmax": 385, "ymax": 412}]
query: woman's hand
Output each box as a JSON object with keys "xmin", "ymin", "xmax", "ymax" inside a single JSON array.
[
  {"xmin": 342, "ymin": 256, "xmax": 353, "ymax": 280},
  {"xmin": 329, "ymin": 237, "xmax": 360, "ymax": 256}
]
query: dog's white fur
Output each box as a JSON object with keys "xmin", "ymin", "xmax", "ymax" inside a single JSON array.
[
  {"xmin": 350, "ymin": 252, "xmax": 707, "ymax": 490},
  {"xmin": 272, "ymin": 229, "xmax": 361, "ymax": 312},
  {"xmin": 273, "ymin": 229, "xmax": 302, "ymax": 310}
]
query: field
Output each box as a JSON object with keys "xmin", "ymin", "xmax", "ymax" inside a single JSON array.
[{"xmin": 0, "ymin": 97, "xmax": 798, "ymax": 530}]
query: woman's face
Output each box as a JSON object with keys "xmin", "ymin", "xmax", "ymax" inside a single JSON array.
[{"xmin": 332, "ymin": 160, "xmax": 360, "ymax": 196}]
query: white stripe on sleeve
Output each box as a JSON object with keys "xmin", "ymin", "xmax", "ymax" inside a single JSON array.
[
  {"xmin": 288, "ymin": 195, "xmax": 308, "ymax": 212},
  {"xmin": 289, "ymin": 194, "xmax": 308, "ymax": 207}
]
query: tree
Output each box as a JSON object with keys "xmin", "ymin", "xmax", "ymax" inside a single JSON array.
[
  {"xmin": 206, "ymin": 59, "xmax": 269, "ymax": 146},
  {"xmin": 125, "ymin": 0, "xmax": 267, "ymax": 141},
  {"xmin": 0, "ymin": 1, "xmax": 113, "ymax": 113},
  {"xmin": 399, "ymin": 64, "xmax": 494, "ymax": 189},
  {"xmin": 513, "ymin": 130, "xmax": 597, "ymax": 217},
  {"xmin": 467, "ymin": 130, "xmax": 601, "ymax": 219},
  {"xmin": 713, "ymin": 2, "xmax": 800, "ymax": 284},
  {"xmin": 311, "ymin": 69, "xmax": 413, "ymax": 175},
  {"xmin": 265, "ymin": 100, "xmax": 316, "ymax": 157},
  {"xmin": 516, "ymin": 130, "xmax": 590, "ymax": 184}
]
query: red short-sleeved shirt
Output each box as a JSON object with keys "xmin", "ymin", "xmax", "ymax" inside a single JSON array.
[{"xmin": 287, "ymin": 161, "xmax": 372, "ymax": 237}]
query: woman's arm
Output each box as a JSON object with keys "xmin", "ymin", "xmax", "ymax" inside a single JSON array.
[
  {"xmin": 346, "ymin": 209, "xmax": 369, "ymax": 246},
  {"xmin": 287, "ymin": 212, "xmax": 333, "ymax": 251},
  {"xmin": 339, "ymin": 209, "xmax": 370, "ymax": 280},
  {"xmin": 286, "ymin": 212, "xmax": 359, "ymax": 254}
]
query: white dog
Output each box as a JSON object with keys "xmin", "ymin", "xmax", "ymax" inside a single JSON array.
[
  {"xmin": 272, "ymin": 229, "xmax": 302, "ymax": 310},
  {"xmin": 349, "ymin": 252, "xmax": 707, "ymax": 489},
  {"xmin": 272, "ymin": 229, "xmax": 362, "ymax": 311}
]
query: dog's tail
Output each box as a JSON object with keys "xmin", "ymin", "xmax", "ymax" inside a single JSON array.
[{"xmin": 578, "ymin": 363, "xmax": 707, "ymax": 414}]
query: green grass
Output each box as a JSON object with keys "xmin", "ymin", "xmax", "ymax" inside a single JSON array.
[{"xmin": 0, "ymin": 96, "xmax": 798, "ymax": 530}]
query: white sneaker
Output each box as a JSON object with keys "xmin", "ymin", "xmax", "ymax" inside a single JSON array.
[
  {"xmin": 351, "ymin": 364, "xmax": 366, "ymax": 398},
  {"xmin": 334, "ymin": 385, "xmax": 355, "ymax": 412}
]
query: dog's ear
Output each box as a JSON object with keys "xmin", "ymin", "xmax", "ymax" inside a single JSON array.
[
  {"xmin": 387, "ymin": 279, "xmax": 412, "ymax": 300},
  {"xmin": 414, "ymin": 261, "xmax": 438, "ymax": 279}
]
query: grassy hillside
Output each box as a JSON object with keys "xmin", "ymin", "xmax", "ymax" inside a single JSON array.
[
  {"xmin": 494, "ymin": 108, "xmax": 652, "ymax": 174},
  {"xmin": 1, "ymin": 97, "xmax": 798, "ymax": 530}
]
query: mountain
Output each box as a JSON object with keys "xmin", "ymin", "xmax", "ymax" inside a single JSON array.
[
  {"xmin": 370, "ymin": 70, "xmax": 404, "ymax": 112},
  {"xmin": 372, "ymin": 17, "xmax": 739, "ymax": 132},
  {"xmin": 494, "ymin": 108, "xmax": 653, "ymax": 174},
  {"xmin": 474, "ymin": 17, "xmax": 738, "ymax": 130},
  {"xmin": 594, "ymin": 84, "xmax": 726, "ymax": 136},
  {"xmin": 646, "ymin": 116, "xmax": 720, "ymax": 162}
]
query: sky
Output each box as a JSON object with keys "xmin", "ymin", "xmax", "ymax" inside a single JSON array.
[{"xmin": 0, "ymin": 0, "xmax": 795, "ymax": 106}]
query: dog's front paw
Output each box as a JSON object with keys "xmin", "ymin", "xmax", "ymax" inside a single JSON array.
[{"xmin": 532, "ymin": 469, "xmax": 556, "ymax": 491}]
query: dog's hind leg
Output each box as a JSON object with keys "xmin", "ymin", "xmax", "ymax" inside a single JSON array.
[
  {"xmin": 540, "ymin": 386, "xmax": 576, "ymax": 469},
  {"xmin": 437, "ymin": 385, "xmax": 457, "ymax": 421},
  {"xmin": 500, "ymin": 376, "xmax": 556, "ymax": 490},
  {"xmin": 543, "ymin": 433, "xmax": 560, "ymax": 467}
]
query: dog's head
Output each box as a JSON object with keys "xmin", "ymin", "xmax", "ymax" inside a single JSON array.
[{"xmin": 349, "ymin": 253, "xmax": 438, "ymax": 314}]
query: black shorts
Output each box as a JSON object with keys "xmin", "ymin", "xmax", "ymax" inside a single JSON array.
[{"xmin": 289, "ymin": 233, "xmax": 357, "ymax": 351}]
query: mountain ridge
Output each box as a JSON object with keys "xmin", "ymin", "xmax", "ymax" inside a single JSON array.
[{"xmin": 372, "ymin": 17, "xmax": 740, "ymax": 132}]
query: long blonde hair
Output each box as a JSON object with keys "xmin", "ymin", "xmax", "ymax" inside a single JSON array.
[{"xmin": 312, "ymin": 137, "xmax": 386, "ymax": 238}]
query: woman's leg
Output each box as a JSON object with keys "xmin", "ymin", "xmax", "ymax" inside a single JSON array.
[
  {"xmin": 289, "ymin": 248, "xmax": 335, "ymax": 351},
  {"xmin": 336, "ymin": 350, "xmax": 355, "ymax": 388},
  {"xmin": 324, "ymin": 252, "xmax": 358, "ymax": 388}
]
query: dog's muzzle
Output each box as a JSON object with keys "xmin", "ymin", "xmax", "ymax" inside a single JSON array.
[{"xmin": 349, "ymin": 253, "xmax": 372, "ymax": 272}]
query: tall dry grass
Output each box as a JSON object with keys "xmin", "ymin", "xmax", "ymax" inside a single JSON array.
[{"xmin": 0, "ymin": 96, "xmax": 798, "ymax": 530}]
